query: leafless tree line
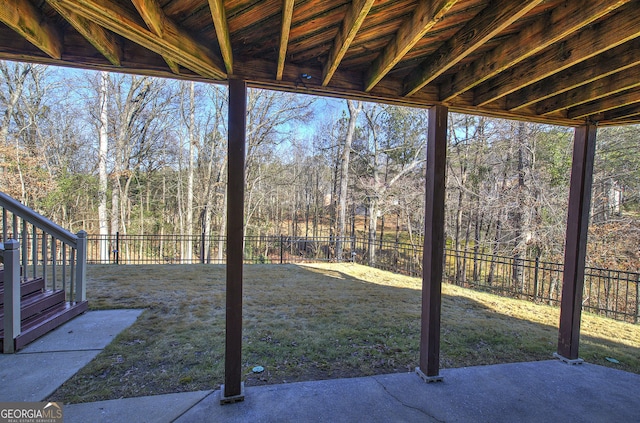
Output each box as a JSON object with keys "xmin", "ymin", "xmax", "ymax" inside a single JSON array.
[{"xmin": 1, "ymin": 61, "xmax": 639, "ymax": 270}]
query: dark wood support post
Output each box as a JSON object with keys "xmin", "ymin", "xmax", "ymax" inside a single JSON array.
[
  {"xmin": 221, "ymin": 79, "xmax": 247, "ymax": 403},
  {"xmin": 556, "ymin": 123, "xmax": 597, "ymax": 363},
  {"xmin": 416, "ymin": 104, "xmax": 448, "ymax": 382}
]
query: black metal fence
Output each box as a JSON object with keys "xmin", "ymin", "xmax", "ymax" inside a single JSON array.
[{"xmin": 85, "ymin": 233, "xmax": 640, "ymax": 324}]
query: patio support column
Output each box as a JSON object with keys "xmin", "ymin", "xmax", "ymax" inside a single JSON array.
[
  {"xmin": 556, "ymin": 122, "xmax": 597, "ymax": 363},
  {"xmin": 417, "ymin": 104, "xmax": 447, "ymax": 382},
  {"xmin": 222, "ymin": 78, "xmax": 246, "ymax": 403}
]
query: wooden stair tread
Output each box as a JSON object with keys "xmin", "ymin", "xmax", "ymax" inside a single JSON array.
[
  {"xmin": 0, "ymin": 278, "xmax": 45, "ymax": 305},
  {"xmin": 0, "ymin": 289, "xmax": 65, "ymax": 322},
  {"xmin": 0, "ymin": 301, "xmax": 88, "ymax": 351}
]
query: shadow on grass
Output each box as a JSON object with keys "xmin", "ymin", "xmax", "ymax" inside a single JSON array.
[{"xmin": 48, "ymin": 263, "xmax": 640, "ymax": 403}]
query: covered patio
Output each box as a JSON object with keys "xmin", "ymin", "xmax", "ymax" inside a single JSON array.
[{"xmin": 1, "ymin": 0, "xmax": 639, "ymax": 408}]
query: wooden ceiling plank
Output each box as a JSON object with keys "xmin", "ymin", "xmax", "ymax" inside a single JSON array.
[
  {"xmin": 0, "ymin": 0, "xmax": 63, "ymax": 59},
  {"xmin": 322, "ymin": 0, "xmax": 375, "ymax": 86},
  {"xmin": 568, "ymin": 87, "xmax": 640, "ymax": 119},
  {"xmin": 507, "ymin": 38, "xmax": 640, "ymax": 111},
  {"xmin": 604, "ymin": 104, "xmax": 640, "ymax": 121},
  {"xmin": 207, "ymin": 0, "xmax": 233, "ymax": 74},
  {"xmin": 277, "ymin": 0, "xmax": 295, "ymax": 81},
  {"xmin": 403, "ymin": 0, "xmax": 543, "ymax": 97},
  {"xmin": 364, "ymin": 0, "xmax": 458, "ymax": 92},
  {"xmin": 47, "ymin": 1, "xmax": 122, "ymax": 66},
  {"xmin": 473, "ymin": 2, "xmax": 640, "ymax": 106},
  {"xmin": 130, "ymin": 0, "xmax": 181, "ymax": 74},
  {"xmin": 54, "ymin": 0, "xmax": 226, "ymax": 79},
  {"xmin": 538, "ymin": 66, "xmax": 640, "ymax": 115},
  {"xmin": 440, "ymin": 0, "xmax": 630, "ymax": 102}
]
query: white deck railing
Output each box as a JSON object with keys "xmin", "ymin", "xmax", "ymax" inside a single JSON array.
[{"xmin": 0, "ymin": 192, "xmax": 86, "ymax": 352}]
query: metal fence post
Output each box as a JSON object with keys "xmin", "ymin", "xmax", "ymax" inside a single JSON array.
[
  {"xmin": 75, "ymin": 230, "xmax": 87, "ymax": 302},
  {"xmin": 636, "ymin": 274, "xmax": 640, "ymax": 324},
  {"xmin": 534, "ymin": 257, "xmax": 540, "ymax": 302},
  {"xmin": 3, "ymin": 239, "xmax": 21, "ymax": 353},
  {"xmin": 201, "ymin": 232, "xmax": 206, "ymax": 264},
  {"xmin": 115, "ymin": 231, "xmax": 120, "ymax": 265},
  {"xmin": 280, "ymin": 234, "xmax": 284, "ymax": 264}
]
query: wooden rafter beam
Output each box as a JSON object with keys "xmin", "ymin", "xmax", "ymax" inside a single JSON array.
[
  {"xmin": 403, "ymin": 0, "xmax": 542, "ymax": 97},
  {"xmin": 473, "ymin": 2, "xmax": 640, "ymax": 106},
  {"xmin": 0, "ymin": 0, "xmax": 62, "ymax": 59},
  {"xmin": 208, "ymin": 0, "xmax": 233, "ymax": 75},
  {"xmin": 537, "ymin": 66, "xmax": 640, "ymax": 116},
  {"xmin": 276, "ymin": 0, "xmax": 295, "ymax": 81},
  {"xmin": 507, "ymin": 38, "xmax": 640, "ymax": 111},
  {"xmin": 567, "ymin": 88, "xmax": 640, "ymax": 119},
  {"xmin": 439, "ymin": 0, "xmax": 630, "ymax": 102},
  {"xmin": 131, "ymin": 0, "xmax": 180, "ymax": 74},
  {"xmin": 604, "ymin": 104, "xmax": 640, "ymax": 121},
  {"xmin": 568, "ymin": 87, "xmax": 640, "ymax": 119},
  {"xmin": 364, "ymin": 0, "xmax": 458, "ymax": 92},
  {"xmin": 46, "ymin": 1, "xmax": 121, "ymax": 66},
  {"xmin": 322, "ymin": 0, "xmax": 375, "ymax": 86},
  {"xmin": 52, "ymin": 0, "xmax": 226, "ymax": 79}
]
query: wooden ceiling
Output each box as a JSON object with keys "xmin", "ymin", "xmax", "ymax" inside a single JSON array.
[{"xmin": 1, "ymin": 0, "xmax": 639, "ymax": 126}]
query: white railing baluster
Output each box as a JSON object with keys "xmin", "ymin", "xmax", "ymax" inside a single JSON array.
[
  {"xmin": 3, "ymin": 239, "xmax": 21, "ymax": 354},
  {"xmin": 2, "ymin": 208, "xmax": 6, "ymax": 240},
  {"xmin": 42, "ymin": 231, "xmax": 47, "ymax": 287},
  {"xmin": 62, "ymin": 243, "xmax": 67, "ymax": 294},
  {"xmin": 21, "ymin": 219, "xmax": 27, "ymax": 281},
  {"xmin": 70, "ymin": 248, "xmax": 75, "ymax": 303},
  {"xmin": 76, "ymin": 231, "xmax": 87, "ymax": 302},
  {"xmin": 52, "ymin": 237, "xmax": 57, "ymax": 291}
]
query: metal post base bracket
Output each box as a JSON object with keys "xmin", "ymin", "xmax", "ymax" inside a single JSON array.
[
  {"xmin": 220, "ymin": 383, "xmax": 245, "ymax": 405},
  {"xmin": 553, "ymin": 352, "xmax": 584, "ymax": 365},
  {"xmin": 416, "ymin": 367, "xmax": 444, "ymax": 383}
]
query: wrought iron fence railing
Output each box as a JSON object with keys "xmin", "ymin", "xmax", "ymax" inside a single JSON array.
[{"xmin": 82, "ymin": 233, "xmax": 640, "ymax": 324}]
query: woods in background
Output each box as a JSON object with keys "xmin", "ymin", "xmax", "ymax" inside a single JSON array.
[{"xmin": 1, "ymin": 61, "xmax": 639, "ymax": 271}]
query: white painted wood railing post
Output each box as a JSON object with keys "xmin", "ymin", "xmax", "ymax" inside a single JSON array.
[
  {"xmin": 75, "ymin": 230, "xmax": 87, "ymax": 302},
  {"xmin": 3, "ymin": 239, "xmax": 21, "ymax": 353}
]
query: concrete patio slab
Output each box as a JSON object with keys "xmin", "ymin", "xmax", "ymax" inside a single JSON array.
[
  {"xmin": 0, "ymin": 309, "xmax": 143, "ymax": 402},
  {"xmin": 63, "ymin": 390, "xmax": 213, "ymax": 423},
  {"xmin": 172, "ymin": 360, "xmax": 640, "ymax": 423}
]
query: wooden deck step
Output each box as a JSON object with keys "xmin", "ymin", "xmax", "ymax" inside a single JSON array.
[
  {"xmin": 0, "ymin": 289, "xmax": 65, "ymax": 323},
  {"xmin": 0, "ymin": 278, "xmax": 45, "ymax": 306},
  {"xmin": 0, "ymin": 300, "xmax": 88, "ymax": 351}
]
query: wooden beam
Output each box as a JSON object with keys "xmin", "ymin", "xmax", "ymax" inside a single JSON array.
[
  {"xmin": 403, "ymin": 0, "xmax": 542, "ymax": 97},
  {"xmin": 417, "ymin": 104, "xmax": 447, "ymax": 381},
  {"xmin": 0, "ymin": 0, "xmax": 62, "ymax": 59},
  {"xmin": 439, "ymin": 0, "xmax": 630, "ymax": 102},
  {"xmin": 131, "ymin": 0, "xmax": 180, "ymax": 74},
  {"xmin": 55, "ymin": 0, "xmax": 226, "ymax": 79},
  {"xmin": 568, "ymin": 87, "xmax": 640, "ymax": 119},
  {"xmin": 322, "ymin": 0, "xmax": 375, "ymax": 86},
  {"xmin": 365, "ymin": 0, "xmax": 458, "ymax": 92},
  {"xmin": 557, "ymin": 123, "xmax": 596, "ymax": 361},
  {"xmin": 47, "ymin": 1, "xmax": 121, "ymax": 66},
  {"xmin": 507, "ymin": 38, "xmax": 640, "ymax": 111},
  {"xmin": 223, "ymin": 78, "xmax": 246, "ymax": 402},
  {"xmin": 603, "ymin": 104, "xmax": 640, "ymax": 121},
  {"xmin": 208, "ymin": 0, "xmax": 233, "ymax": 75},
  {"xmin": 276, "ymin": 0, "xmax": 295, "ymax": 81},
  {"xmin": 537, "ymin": 66, "xmax": 640, "ymax": 116},
  {"xmin": 473, "ymin": 2, "xmax": 640, "ymax": 106}
]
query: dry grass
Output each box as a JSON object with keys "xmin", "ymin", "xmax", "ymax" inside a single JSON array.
[{"xmin": 49, "ymin": 263, "xmax": 640, "ymax": 403}]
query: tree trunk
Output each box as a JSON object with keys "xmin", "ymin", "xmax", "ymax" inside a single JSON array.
[
  {"xmin": 185, "ymin": 82, "xmax": 196, "ymax": 263},
  {"xmin": 98, "ymin": 72, "xmax": 109, "ymax": 262},
  {"xmin": 336, "ymin": 100, "xmax": 361, "ymax": 260}
]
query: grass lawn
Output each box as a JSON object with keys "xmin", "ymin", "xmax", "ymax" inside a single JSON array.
[{"xmin": 49, "ymin": 263, "xmax": 640, "ymax": 403}]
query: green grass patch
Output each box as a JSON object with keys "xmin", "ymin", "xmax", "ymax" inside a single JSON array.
[{"xmin": 49, "ymin": 263, "xmax": 640, "ymax": 403}]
